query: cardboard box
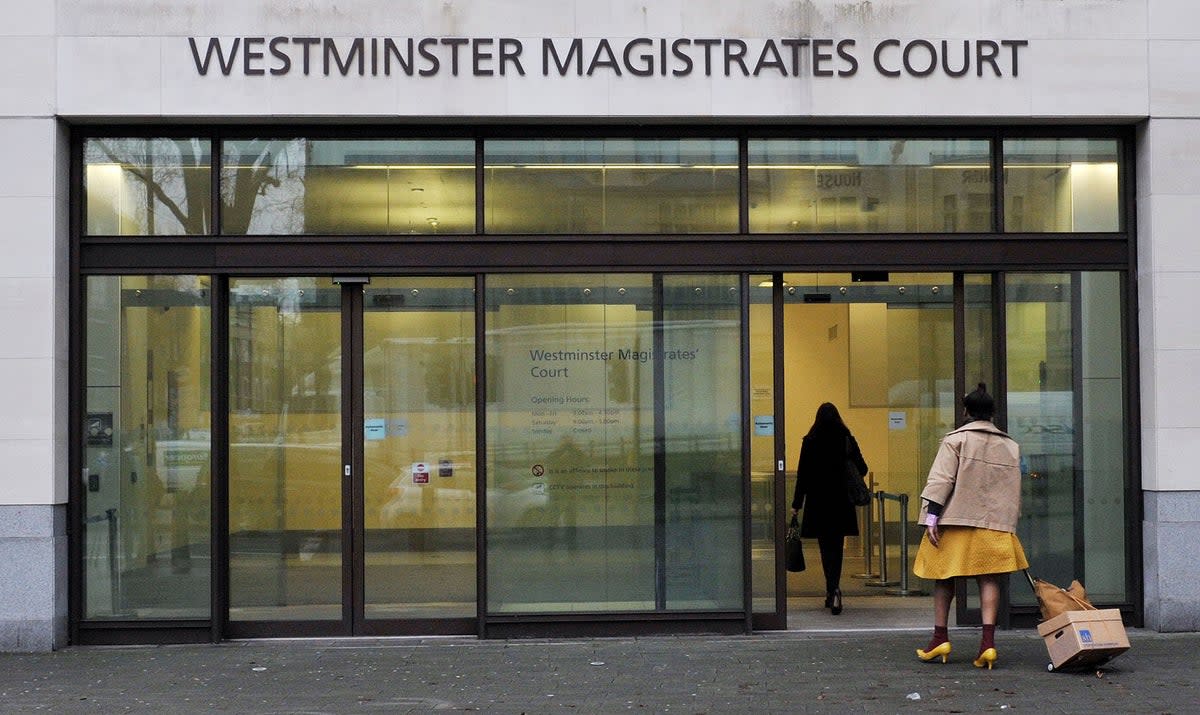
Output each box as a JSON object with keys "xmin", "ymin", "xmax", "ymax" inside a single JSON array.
[{"xmin": 1036, "ymin": 608, "xmax": 1130, "ymax": 670}]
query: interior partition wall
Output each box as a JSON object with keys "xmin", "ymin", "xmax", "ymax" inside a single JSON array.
[{"xmin": 71, "ymin": 126, "xmax": 1139, "ymax": 643}]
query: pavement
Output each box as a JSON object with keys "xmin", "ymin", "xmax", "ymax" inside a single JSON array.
[{"xmin": 1, "ymin": 627, "xmax": 1197, "ymax": 714}]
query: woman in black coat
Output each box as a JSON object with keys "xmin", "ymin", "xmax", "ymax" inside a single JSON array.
[{"xmin": 790, "ymin": 402, "xmax": 868, "ymax": 615}]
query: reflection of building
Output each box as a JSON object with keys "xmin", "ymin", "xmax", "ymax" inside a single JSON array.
[{"xmin": 3, "ymin": 1, "xmax": 1197, "ymax": 651}]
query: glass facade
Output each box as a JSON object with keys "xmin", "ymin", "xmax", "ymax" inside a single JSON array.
[
  {"xmin": 1006, "ymin": 272, "xmax": 1128, "ymax": 604},
  {"xmin": 84, "ymin": 139, "xmax": 212, "ymax": 235},
  {"xmin": 662, "ymin": 275, "xmax": 744, "ymax": 610},
  {"xmin": 484, "ymin": 139, "xmax": 739, "ymax": 234},
  {"xmin": 74, "ymin": 129, "xmax": 1136, "ymax": 640},
  {"xmin": 485, "ymin": 274, "xmax": 656, "ymax": 612},
  {"xmin": 83, "ymin": 134, "xmax": 1125, "ymax": 238},
  {"xmin": 83, "ymin": 275, "xmax": 211, "ymax": 619},
  {"xmin": 220, "ymin": 139, "xmax": 475, "ymax": 235},
  {"xmin": 483, "ymin": 274, "xmax": 743, "ymax": 613},
  {"xmin": 1003, "ymin": 139, "xmax": 1121, "ymax": 232},
  {"xmin": 748, "ymin": 139, "xmax": 992, "ymax": 233}
]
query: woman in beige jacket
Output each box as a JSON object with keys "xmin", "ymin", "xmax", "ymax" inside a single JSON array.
[{"xmin": 912, "ymin": 383, "xmax": 1028, "ymax": 670}]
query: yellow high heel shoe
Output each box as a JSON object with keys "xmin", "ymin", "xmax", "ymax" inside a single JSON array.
[
  {"xmin": 916, "ymin": 641, "xmax": 952, "ymax": 664},
  {"xmin": 973, "ymin": 647, "xmax": 998, "ymax": 670}
]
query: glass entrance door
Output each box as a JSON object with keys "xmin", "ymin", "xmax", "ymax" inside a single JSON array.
[
  {"xmin": 779, "ymin": 273, "xmax": 955, "ymax": 620},
  {"xmin": 226, "ymin": 276, "xmax": 476, "ymax": 636},
  {"xmin": 360, "ymin": 277, "xmax": 477, "ymax": 629}
]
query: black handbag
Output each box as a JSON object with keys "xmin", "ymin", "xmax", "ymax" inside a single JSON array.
[
  {"xmin": 785, "ymin": 515, "xmax": 806, "ymax": 572},
  {"xmin": 845, "ymin": 436, "xmax": 871, "ymax": 506}
]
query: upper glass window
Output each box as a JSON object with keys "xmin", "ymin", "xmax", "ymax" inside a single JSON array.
[
  {"xmin": 84, "ymin": 139, "xmax": 212, "ymax": 236},
  {"xmin": 748, "ymin": 139, "xmax": 993, "ymax": 233},
  {"xmin": 484, "ymin": 139, "xmax": 739, "ymax": 234},
  {"xmin": 1003, "ymin": 139, "xmax": 1120, "ymax": 232},
  {"xmin": 220, "ymin": 139, "xmax": 475, "ymax": 235}
]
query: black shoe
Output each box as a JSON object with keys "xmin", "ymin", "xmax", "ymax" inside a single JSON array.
[
  {"xmin": 824, "ymin": 593, "xmax": 834, "ymax": 609},
  {"xmin": 830, "ymin": 589, "xmax": 843, "ymax": 616}
]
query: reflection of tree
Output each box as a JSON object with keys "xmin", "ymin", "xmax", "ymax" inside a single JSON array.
[
  {"xmin": 91, "ymin": 139, "xmax": 212, "ymax": 234},
  {"xmin": 90, "ymin": 138, "xmax": 299, "ymax": 235},
  {"xmin": 219, "ymin": 139, "xmax": 291, "ymax": 234}
]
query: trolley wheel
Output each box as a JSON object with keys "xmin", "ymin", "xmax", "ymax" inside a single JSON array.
[{"xmin": 1046, "ymin": 662, "xmax": 1055, "ymax": 672}]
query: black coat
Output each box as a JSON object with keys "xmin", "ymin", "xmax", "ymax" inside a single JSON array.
[{"xmin": 791, "ymin": 428, "xmax": 868, "ymax": 538}]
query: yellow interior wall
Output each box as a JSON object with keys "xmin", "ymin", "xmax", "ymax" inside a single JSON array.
[
  {"xmin": 782, "ymin": 303, "xmax": 890, "ymax": 492},
  {"xmin": 782, "ymin": 300, "xmax": 955, "ymax": 501},
  {"xmin": 1006, "ymin": 301, "xmax": 1049, "ymax": 392},
  {"xmin": 120, "ymin": 277, "xmax": 213, "ymax": 560}
]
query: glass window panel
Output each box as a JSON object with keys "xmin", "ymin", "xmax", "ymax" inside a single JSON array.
[
  {"xmin": 84, "ymin": 138, "xmax": 211, "ymax": 235},
  {"xmin": 1006, "ymin": 273, "xmax": 1074, "ymax": 607},
  {"xmin": 228, "ymin": 277, "xmax": 342, "ymax": 621},
  {"xmin": 748, "ymin": 139, "xmax": 992, "ymax": 233},
  {"xmin": 1006, "ymin": 272, "xmax": 1128, "ymax": 606},
  {"xmin": 83, "ymin": 275, "xmax": 211, "ymax": 619},
  {"xmin": 663, "ymin": 274, "xmax": 744, "ymax": 610},
  {"xmin": 1003, "ymin": 139, "xmax": 1120, "ymax": 232},
  {"xmin": 484, "ymin": 139, "xmax": 739, "ymax": 234},
  {"xmin": 749, "ymin": 275, "xmax": 776, "ymax": 615},
  {"xmin": 1077, "ymin": 272, "xmax": 1128, "ymax": 602},
  {"xmin": 363, "ymin": 277, "xmax": 476, "ymax": 620},
  {"xmin": 485, "ymin": 274, "xmax": 656, "ymax": 613},
  {"xmin": 964, "ymin": 274, "xmax": 996, "ymax": 398},
  {"xmin": 221, "ymin": 140, "xmax": 475, "ymax": 235}
]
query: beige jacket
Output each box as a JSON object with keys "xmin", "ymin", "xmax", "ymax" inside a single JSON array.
[{"xmin": 918, "ymin": 420, "xmax": 1022, "ymax": 533}]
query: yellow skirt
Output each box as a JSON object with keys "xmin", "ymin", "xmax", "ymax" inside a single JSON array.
[{"xmin": 913, "ymin": 526, "xmax": 1028, "ymax": 580}]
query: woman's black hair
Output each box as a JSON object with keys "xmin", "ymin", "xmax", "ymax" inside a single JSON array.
[
  {"xmin": 806, "ymin": 402, "xmax": 848, "ymax": 436},
  {"xmin": 963, "ymin": 382, "xmax": 995, "ymax": 420}
]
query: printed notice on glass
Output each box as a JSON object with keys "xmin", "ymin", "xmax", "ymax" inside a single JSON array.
[
  {"xmin": 754, "ymin": 415, "xmax": 775, "ymax": 436},
  {"xmin": 364, "ymin": 418, "xmax": 386, "ymax": 440},
  {"xmin": 888, "ymin": 411, "xmax": 907, "ymax": 430}
]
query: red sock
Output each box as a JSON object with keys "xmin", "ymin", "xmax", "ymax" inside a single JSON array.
[
  {"xmin": 979, "ymin": 624, "xmax": 996, "ymax": 655},
  {"xmin": 926, "ymin": 626, "xmax": 948, "ymax": 651}
]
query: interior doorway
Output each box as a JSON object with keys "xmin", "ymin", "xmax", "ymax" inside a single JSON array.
[{"xmin": 779, "ymin": 272, "xmax": 954, "ymax": 630}]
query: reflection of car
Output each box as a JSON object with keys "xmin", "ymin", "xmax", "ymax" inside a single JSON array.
[{"xmin": 377, "ymin": 476, "xmax": 548, "ymax": 527}]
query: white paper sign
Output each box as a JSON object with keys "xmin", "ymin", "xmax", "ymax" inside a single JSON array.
[{"xmin": 754, "ymin": 415, "xmax": 775, "ymax": 436}]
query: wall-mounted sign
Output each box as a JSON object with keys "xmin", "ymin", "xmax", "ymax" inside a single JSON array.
[
  {"xmin": 888, "ymin": 411, "xmax": 907, "ymax": 430},
  {"xmin": 188, "ymin": 36, "xmax": 1028, "ymax": 80},
  {"xmin": 86, "ymin": 412, "xmax": 114, "ymax": 447}
]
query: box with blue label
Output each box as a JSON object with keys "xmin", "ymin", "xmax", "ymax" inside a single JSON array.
[{"xmin": 1036, "ymin": 608, "xmax": 1129, "ymax": 670}]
